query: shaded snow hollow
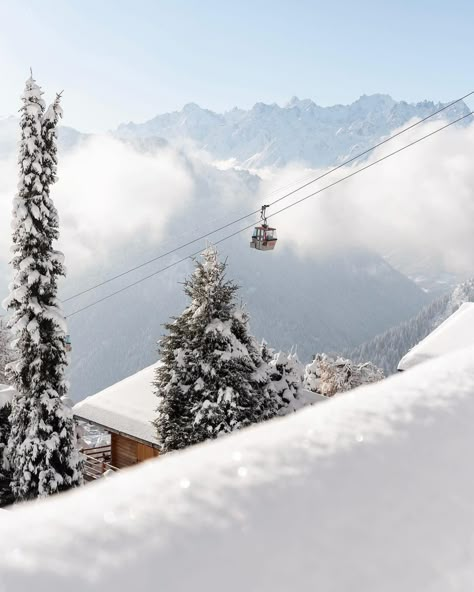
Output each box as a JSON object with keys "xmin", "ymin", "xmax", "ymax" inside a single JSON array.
[{"xmin": 1, "ymin": 347, "xmax": 474, "ymax": 591}]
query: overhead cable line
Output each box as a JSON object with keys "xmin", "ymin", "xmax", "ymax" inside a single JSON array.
[
  {"xmin": 63, "ymin": 92, "xmax": 473, "ymax": 304},
  {"xmin": 66, "ymin": 109, "xmax": 473, "ymax": 319}
]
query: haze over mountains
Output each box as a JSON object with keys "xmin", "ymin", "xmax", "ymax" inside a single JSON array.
[{"xmin": 1, "ymin": 93, "xmax": 472, "ymax": 400}]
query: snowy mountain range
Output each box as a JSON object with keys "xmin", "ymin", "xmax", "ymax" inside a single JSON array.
[{"xmin": 116, "ymin": 94, "xmax": 471, "ymax": 168}]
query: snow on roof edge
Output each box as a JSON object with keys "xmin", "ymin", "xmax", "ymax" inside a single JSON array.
[{"xmin": 73, "ymin": 361, "xmax": 161, "ymax": 446}]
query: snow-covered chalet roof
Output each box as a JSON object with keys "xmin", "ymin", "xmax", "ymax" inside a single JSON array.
[
  {"xmin": 398, "ymin": 302, "xmax": 474, "ymax": 371},
  {"xmin": 1, "ymin": 347, "xmax": 474, "ymax": 590},
  {"xmin": 73, "ymin": 362, "xmax": 161, "ymax": 447}
]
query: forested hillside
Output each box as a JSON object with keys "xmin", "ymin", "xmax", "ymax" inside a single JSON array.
[{"xmin": 350, "ymin": 278, "xmax": 474, "ymax": 374}]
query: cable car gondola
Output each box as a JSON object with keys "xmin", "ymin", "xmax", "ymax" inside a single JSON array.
[
  {"xmin": 250, "ymin": 205, "xmax": 277, "ymax": 251},
  {"xmin": 65, "ymin": 334, "xmax": 72, "ymax": 352}
]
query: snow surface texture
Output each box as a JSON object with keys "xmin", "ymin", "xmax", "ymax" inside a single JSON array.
[
  {"xmin": 73, "ymin": 362, "xmax": 161, "ymax": 445},
  {"xmin": 398, "ymin": 302, "xmax": 474, "ymax": 370},
  {"xmin": 1, "ymin": 347, "xmax": 474, "ymax": 590}
]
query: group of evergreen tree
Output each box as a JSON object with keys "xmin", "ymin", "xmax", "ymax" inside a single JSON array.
[
  {"xmin": 154, "ymin": 247, "xmax": 385, "ymax": 452},
  {"xmin": 0, "ymin": 75, "xmax": 82, "ymax": 505}
]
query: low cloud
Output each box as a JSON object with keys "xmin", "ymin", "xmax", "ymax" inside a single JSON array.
[
  {"xmin": 1, "ymin": 119, "xmax": 473, "ymax": 290},
  {"xmin": 258, "ymin": 119, "xmax": 474, "ymax": 276},
  {"xmin": 0, "ymin": 136, "xmax": 195, "ymax": 277}
]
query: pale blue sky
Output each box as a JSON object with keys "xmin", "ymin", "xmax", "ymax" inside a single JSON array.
[{"xmin": 0, "ymin": 0, "xmax": 472, "ymax": 131}]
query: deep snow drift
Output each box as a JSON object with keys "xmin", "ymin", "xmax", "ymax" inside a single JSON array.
[{"xmin": 0, "ymin": 346, "xmax": 474, "ymax": 591}]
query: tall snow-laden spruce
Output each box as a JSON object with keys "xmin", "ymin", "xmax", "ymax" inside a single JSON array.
[
  {"xmin": 2, "ymin": 76, "xmax": 82, "ymax": 501},
  {"xmin": 154, "ymin": 247, "xmax": 276, "ymax": 452}
]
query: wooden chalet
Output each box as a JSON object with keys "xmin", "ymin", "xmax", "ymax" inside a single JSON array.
[{"xmin": 73, "ymin": 362, "xmax": 161, "ymax": 479}]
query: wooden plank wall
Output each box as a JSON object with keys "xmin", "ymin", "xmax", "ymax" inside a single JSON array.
[{"xmin": 111, "ymin": 433, "xmax": 159, "ymax": 469}]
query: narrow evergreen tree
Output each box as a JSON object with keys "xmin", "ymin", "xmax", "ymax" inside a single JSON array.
[
  {"xmin": 2, "ymin": 75, "xmax": 82, "ymax": 500},
  {"xmin": 154, "ymin": 247, "xmax": 276, "ymax": 452},
  {"xmin": 0, "ymin": 322, "xmax": 13, "ymax": 506},
  {"xmin": 0, "ymin": 398, "xmax": 13, "ymax": 507},
  {"xmin": 268, "ymin": 351, "xmax": 305, "ymax": 415}
]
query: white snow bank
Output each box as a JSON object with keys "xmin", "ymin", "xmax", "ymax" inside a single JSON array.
[
  {"xmin": 1, "ymin": 347, "xmax": 474, "ymax": 591},
  {"xmin": 73, "ymin": 362, "xmax": 160, "ymax": 446},
  {"xmin": 398, "ymin": 302, "xmax": 474, "ymax": 370},
  {"xmin": 0, "ymin": 384, "xmax": 15, "ymax": 408}
]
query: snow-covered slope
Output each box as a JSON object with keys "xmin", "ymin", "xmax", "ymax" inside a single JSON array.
[
  {"xmin": 116, "ymin": 94, "xmax": 471, "ymax": 168},
  {"xmin": 0, "ymin": 347, "xmax": 474, "ymax": 591},
  {"xmin": 350, "ymin": 277, "xmax": 474, "ymax": 374}
]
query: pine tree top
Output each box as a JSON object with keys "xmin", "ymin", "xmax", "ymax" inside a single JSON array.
[
  {"xmin": 21, "ymin": 76, "xmax": 45, "ymax": 113},
  {"xmin": 183, "ymin": 246, "xmax": 239, "ymax": 322}
]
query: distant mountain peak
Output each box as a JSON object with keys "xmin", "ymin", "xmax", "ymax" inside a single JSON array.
[
  {"xmin": 285, "ymin": 96, "xmax": 317, "ymax": 110},
  {"xmin": 182, "ymin": 102, "xmax": 202, "ymax": 113},
  {"xmin": 114, "ymin": 93, "xmax": 470, "ymax": 169}
]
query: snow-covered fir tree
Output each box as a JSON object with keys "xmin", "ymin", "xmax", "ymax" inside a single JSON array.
[
  {"xmin": 154, "ymin": 247, "xmax": 277, "ymax": 452},
  {"xmin": 2, "ymin": 76, "xmax": 82, "ymax": 501},
  {"xmin": 268, "ymin": 351, "xmax": 305, "ymax": 415},
  {"xmin": 304, "ymin": 354, "xmax": 384, "ymax": 397}
]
